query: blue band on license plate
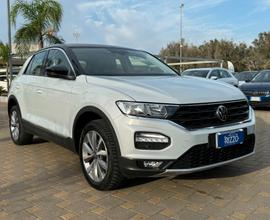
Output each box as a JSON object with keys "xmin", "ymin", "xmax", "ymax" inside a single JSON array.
[{"xmin": 216, "ymin": 129, "xmax": 245, "ymax": 148}]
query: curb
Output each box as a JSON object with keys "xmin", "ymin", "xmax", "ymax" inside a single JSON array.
[{"xmin": 0, "ymin": 96, "xmax": 8, "ymax": 103}]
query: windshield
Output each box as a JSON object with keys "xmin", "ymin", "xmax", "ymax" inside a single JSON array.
[
  {"xmin": 71, "ymin": 47, "xmax": 177, "ymax": 76},
  {"xmin": 182, "ymin": 70, "xmax": 209, "ymax": 78},
  {"xmin": 252, "ymin": 71, "xmax": 270, "ymax": 82},
  {"xmin": 235, "ymin": 71, "xmax": 258, "ymax": 81}
]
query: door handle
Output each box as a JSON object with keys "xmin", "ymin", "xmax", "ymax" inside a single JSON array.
[{"xmin": 36, "ymin": 89, "xmax": 43, "ymax": 94}]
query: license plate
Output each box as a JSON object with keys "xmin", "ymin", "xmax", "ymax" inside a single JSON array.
[
  {"xmin": 216, "ymin": 129, "xmax": 244, "ymax": 148},
  {"xmin": 250, "ymin": 97, "xmax": 261, "ymax": 102}
]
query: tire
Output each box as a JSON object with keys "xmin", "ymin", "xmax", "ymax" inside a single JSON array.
[
  {"xmin": 9, "ymin": 105, "xmax": 33, "ymax": 145},
  {"xmin": 79, "ymin": 119, "xmax": 125, "ymax": 190}
]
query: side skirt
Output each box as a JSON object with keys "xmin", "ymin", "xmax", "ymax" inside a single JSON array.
[{"xmin": 22, "ymin": 119, "xmax": 76, "ymax": 153}]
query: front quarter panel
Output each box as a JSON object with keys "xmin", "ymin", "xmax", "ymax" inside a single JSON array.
[{"xmin": 69, "ymin": 75, "xmax": 134, "ymax": 138}]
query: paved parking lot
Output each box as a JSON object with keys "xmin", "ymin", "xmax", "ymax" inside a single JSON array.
[{"xmin": 0, "ymin": 102, "xmax": 270, "ymax": 220}]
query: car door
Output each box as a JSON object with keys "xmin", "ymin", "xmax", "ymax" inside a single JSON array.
[
  {"xmin": 19, "ymin": 51, "xmax": 47, "ymax": 125},
  {"xmin": 35, "ymin": 48, "xmax": 77, "ymax": 137}
]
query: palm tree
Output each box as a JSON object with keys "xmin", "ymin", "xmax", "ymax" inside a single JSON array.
[
  {"xmin": 11, "ymin": 0, "xmax": 64, "ymax": 49},
  {"xmin": 0, "ymin": 42, "xmax": 10, "ymax": 90}
]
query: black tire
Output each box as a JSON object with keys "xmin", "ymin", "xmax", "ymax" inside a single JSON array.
[
  {"xmin": 9, "ymin": 105, "xmax": 33, "ymax": 145},
  {"xmin": 79, "ymin": 119, "xmax": 125, "ymax": 190}
]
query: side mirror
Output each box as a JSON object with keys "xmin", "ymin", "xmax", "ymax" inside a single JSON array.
[
  {"xmin": 210, "ymin": 76, "xmax": 218, "ymax": 80},
  {"xmin": 245, "ymin": 79, "xmax": 251, "ymax": 83},
  {"xmin": 46, "ymin": 65, "xmax": 75, "ymax": 80}
]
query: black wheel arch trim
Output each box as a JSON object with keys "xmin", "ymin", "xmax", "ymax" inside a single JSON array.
[
  {"xmin": 72, "ymin": 106, "xmax": 122, "ymax": 156},
  {"xmin": 8, "ymin": 95, "xmax": 20, "ymax": 114}
]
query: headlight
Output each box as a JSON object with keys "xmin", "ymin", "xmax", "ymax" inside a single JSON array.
[{"xmin": 116, "ymin": 101, "xmax": 179, "ymax": 119}]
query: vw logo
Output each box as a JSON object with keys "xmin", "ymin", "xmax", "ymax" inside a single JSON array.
[{"xmin": 216, "ymin": 105, "xmax": 228, "ymax": 122}]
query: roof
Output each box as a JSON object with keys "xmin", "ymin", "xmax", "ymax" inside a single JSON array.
[
  {"xmin": 184, "ymin": 67, "xmax": 224, "ymax": 71},
  {"xmin": 46, "ymin": 43, "xmax": 140, "ymax": 51}
]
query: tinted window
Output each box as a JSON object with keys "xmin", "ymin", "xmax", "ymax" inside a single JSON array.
[
  {"xmin": 45, "ymin": 49, "xmax": 72, "ymax": 75},
  {"xmin": 252, "ymin": 71, "xmax": 270, "ymax": 82},
  {"xmin": 25, "ymin": 51, "xmax": 46, "ymax": 76},
  {"xmin": 182, "ymin": 70, "xmax": 209, "ymax": 78},
  {"xmin": 72, "ymin": 47, "xmax": 176, "ymax": 76},
  {"xmin": 220, "ymin": 70, "xmax": 231, "ymax": 78},
  {"xmin": 209, "ymin": 70, "xmax": 221, "ymax": 78},
  {"xmin": 235, "ymin": 71, "xmax": 258, "ymax": 81}
]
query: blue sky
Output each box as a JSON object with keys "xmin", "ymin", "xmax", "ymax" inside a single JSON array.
[{"xmin": 1, "ymin": 0, "xmax": 270, "ymax": 53}]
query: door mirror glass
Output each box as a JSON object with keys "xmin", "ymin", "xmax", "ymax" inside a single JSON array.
[
  {"xmin": 46, "ymin": 65, "xmax": 74, "ymax": 80},
  {"xmin": 45, "ymin": 49, "xmax": 75, "ymax": 80}
]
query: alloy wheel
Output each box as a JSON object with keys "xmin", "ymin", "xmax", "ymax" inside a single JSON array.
[
  {"xmin": 82, "ymin": 130, "xmax": 108, "ymax": 182},
  {"xmin": 10, "ymin": 110, "xmax": 20, "ymax": 141}
]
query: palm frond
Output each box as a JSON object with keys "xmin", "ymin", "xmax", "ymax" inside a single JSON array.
[
  {"xmin": 0, "ymin": 42, "xmax": 9, "ymax": 63},
  {"xmin": 11, "ymin": 0, "xmax": 64, "ymax": 49},
  {"xmin": 41, "ymin": 0, "xmax": 63, "ymax": 31},
  {"xmin": 11, "ymin": 0, "xmax": 37, "ymax": 27},
  {"xmin": 44, "ymin": 32, "xmax": 65, "ymax": 45}
]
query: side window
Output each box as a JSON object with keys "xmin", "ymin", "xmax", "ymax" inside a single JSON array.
[
  {"xmin": 220, "ymin": 70, "xmax": 231, "ymax": 78},
  {"xmin": 45, "ymin": 49, "xmax": 72, "ymax": 75},
  {"xmin": 24, "ymin": 51, "xmax": 46, "ymax": 76},
  {"xmin": 210, "ymin": 70, "xmax": 221, "ymax": 78}
]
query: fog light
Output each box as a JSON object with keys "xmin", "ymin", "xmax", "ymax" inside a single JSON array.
[
  {"xmin": 135, "ymin": 132, "xmax": 170, "ymax": 150},
  {"xmin": 143, "ymin": 161, "xmax": 163, "ymax": 168}
]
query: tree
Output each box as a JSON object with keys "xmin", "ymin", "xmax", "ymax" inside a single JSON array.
[
  {"xmin": 252, "ymin": 32, "xmax": 270, "ymax": 69},
  {"xmin": 0, "ymin": 42, "xmax": 10, "ymax": 91},
  {"xmin": 11, "ymin": 0, "xmax": 64, "ymax": 51}
]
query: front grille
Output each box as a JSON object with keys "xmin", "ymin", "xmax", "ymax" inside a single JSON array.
[
  {"xmin": 169, "ymin": 100, "xmax": 249, "ymax": 130},
  {"xmin": 168, "ymin": 134, "xmax": 255, "ymax": 169},
  {"xmin": 242, "ymin": 90, "xmax": 270, "ymax": 96}
]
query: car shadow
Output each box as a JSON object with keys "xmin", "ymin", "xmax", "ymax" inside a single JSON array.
[{"xmin": 32, "ymin": 136, "xmax": 48, "ymax": 144}]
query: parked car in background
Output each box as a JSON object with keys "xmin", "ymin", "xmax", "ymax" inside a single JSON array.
[
  {"xmin": 0, "ymin": 75, "xmax": 7, "ymax": 92},
  {"xmin": 182, "ymin": 68, "xmax": 239, "ymax": 87},
  {"xmin": 240, "ymin": 70, "xmax": 270, "ymax": 108},
  {"xmin": 8, "ymin": 44, "xmax": 255, "ymax": 190},
  {"xmin": 235, "ymin": 71, "xmax": 258, "ymax": 86}
]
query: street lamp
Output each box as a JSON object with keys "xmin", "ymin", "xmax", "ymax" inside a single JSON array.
[
  {"xmin": 7, "ymin": 0, "xmax": 13, "ymax": 90},
  {"xmin": 179, "ymin": 3, "xmax": 184, "ymax": 73},
  {"xmin": 73, "ymin": 31, "xmax": 80, "ymax": 42}
]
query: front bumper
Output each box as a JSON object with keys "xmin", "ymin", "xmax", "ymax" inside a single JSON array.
[
  {"xmin": 112, "ymin": 107, "xmax": 256, "ymax": 178},
  {"xmin": 119, "ymin": 133, "xmax": 255, "ymax": 178}
]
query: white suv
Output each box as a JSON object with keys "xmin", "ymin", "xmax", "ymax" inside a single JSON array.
[{"xmin": 8, "ymin": 44, "xmax": 256, "ymax": 190}]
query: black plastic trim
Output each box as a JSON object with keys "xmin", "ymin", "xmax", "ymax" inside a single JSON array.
[
  {"xmin": 22, "ymin": 119, "xmax": 76, "ymax": 152},
  {"xmin": 72, "ymin": 106, "xmax": 122, "ymax": 155},
  {"xmin": 7, "ymin": 95, "xmax": 20, "ymax": 113},
  {"xmin": 119, "ymin": 157, "xmax": 167, "ymax": 178}
]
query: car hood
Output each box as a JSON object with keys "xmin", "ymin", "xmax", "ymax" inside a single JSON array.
[
  {"xmin": 240, "ymin": 82, "xmax": 270, "ymax": 91},
  {"xmin": 86, "ymin": 75, "xmax": 246, "ymax": 104}
]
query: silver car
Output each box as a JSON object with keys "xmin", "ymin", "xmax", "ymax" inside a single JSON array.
[{"xmin": 182, "ymin": 68, "xmax": 239, "ymax": 87}]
